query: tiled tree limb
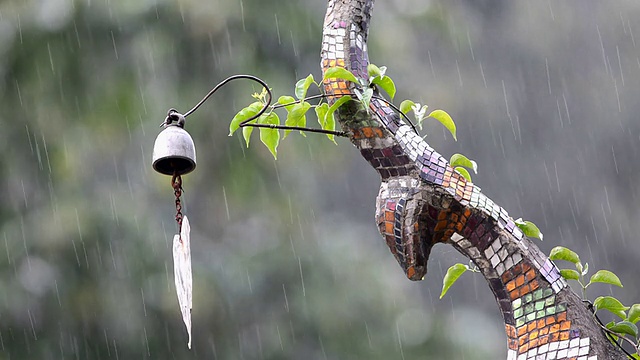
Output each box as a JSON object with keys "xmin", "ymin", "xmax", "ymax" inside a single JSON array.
[{"xmin": 320, "ymin": 0, "xmax": 626, "ymax": 358}]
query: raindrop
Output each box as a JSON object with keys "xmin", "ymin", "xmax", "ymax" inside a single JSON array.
[
  {"xmin": 255, "ymin": 325, "xmax": 263, "ymax": 358},
  {"xmin": 72, "ymin": 20, "xmax": 81, "ymax": 48},
  {"xmin": 603, "ymin": 186, "xmax": 612, "ymax": 214},
  {"xmin": 109, "ymin": 241, "xmax": 117, "ymax": 270},
  {"xmin": 613, "ymin": 79, "xmax": 621, "ymax": 113},
  {"xmin": 596, "ymin": 25, "xmax": 608, "ymax": 74},
  {"xmin": 616, "ymin": 45, "xmax": 624, "ymax": 86},
  {"xmin": 543, "ymin": 59, "xmax": 554, "ymax": 96},
  {"xmin": 562, "ymin": 93, "xmax": 571, "ymax": 125},
  {"xmin": 110, "ymin": 31, "xmax": 118, "ymax": 59},
  {"xmin": 555, "ymin": 97, "xmax": 564, "ymax": 128},
  {"xmin": 240, "ymin": 0, "xmax": 246, "ymax": 32},
  {"xmin": 141, "ymin": 288, "xmax": 147, "ymax": 317},
  {"xmin": 466, "ymin": 30, "xmax": 475, "ymax": 61},
  {"xmin": 478, "ymin": 62, "xmax": 487, "ymax": 88},
  {"xmin": 222, "ymin": 186, "xmax": 231, "ymax": 220},
  {"xmin": 282, "ymin": 284, "xmax": 289, "ymax": 312},
  {"xmin": 143, "ymin": 327, "xmax": 150, "ymax": 356},
  {"xmin": 16, "ymin": 14, "xmax": 23, "ymax": 43},
  {"xmin": 395, "ymin": 321, "xmax": 406, "ymax": 360},
  {"xmin": 501, "ymin": 80, "xmax": 510, "ymax": 118},
  {"xmin": 275, "ymin": 14, "xmax": 281, "ymax": 45},
  {"xmin": 27, "ymin": 309, "xmax": 37, "ymax": 340},
  {"xmin": 590, "ymin": 216, "xmax": 599, "ymax": 244},
  {"xmin": 289, "ymin": 30, "xmax": 298, "ymax": 57},
  {"xmin": 112, "ymin": 339, "xmax": 119, "ymax": 360},
  {"xmin": 47, "ymin": 43, "xmax": 55, "ymax": 73},
  {"xmin": 276, "ymin": 325, "xmax": 283, "ymax": 350},
  {"xmin": 21, "ymin": 180, "xmax": 28, "ymax": 208},
  {"xmin": 611, "ymin": 145, "xmax": 619, "ymax": 174},
  {"xmin": 298, "ymin": 257, "xmax": 306, "ymax": 297},
  {"xmin": 428, "ymin": 50, "xmax": 435, "ymax": 78},
  {"xmin": 318, "ymin": 335, "xmax": 327, "ymax": 360},
  {"xmin": 547, "ymin": 0, "xmax": 555, "ymax": 21},
  {"xmin": 553, "ymin": 161, "xmax": 560, "ymax": 193},
  {"xmin": 15, "ymin": 80, "xmax": 23, "ymax": 107},
  {"xmin": 4, "ymin": 232, "xmax": 11, "ymax": 264},
  {"xmin": 364, "ymin": 321, "xmax": 372, "ymax": 349},
  {"xmin": 54, "ymin": 279, "xmax": 61, "ymax": 306}
]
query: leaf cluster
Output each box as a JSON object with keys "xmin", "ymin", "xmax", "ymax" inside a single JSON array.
[
  {"xmin": 550, "ymin": 246, "xmax": 640, "ymax": 355},
  {"xmin": 228, "ymin": 64, "xmax": 460, "ymax": 159}
]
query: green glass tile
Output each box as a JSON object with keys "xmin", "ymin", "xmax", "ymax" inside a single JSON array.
[
  {"xmin": 516, "ymin": 317, "xmax": 525, "ymax": 327},
  {"xmin": 526, "ymin": 312, "xmax": 536, "ymax": 322},
  {"xmin": 533, "ymin": 289, "xmax": 544, "ymax": 300},
  {"xmin": 536, "ymin": 310, "xmax": 545, "ymax": 319},
  {"xmin": 514, "ymin": 308, "xmax": 523, "ymax": 319},
  {"xmin": 535, "ymin": 300, "xmax": 545, "ymax": 311},
  {"xmin": 544, "ymin": 288, "xmax": 553, "ymax": 297},
  {"xmin": 512, "ymin": 298, "xmax": 522, "ymax": 309},
  {"xmin": 546, "ymin": 306, "xmax": 556, "ymax": 315},
  {"xmin": 524, "ymin": 304, "xmax": 534, "ymax": 315},
  {"xmin": 557, "ymin": 303, "xmax": 567, "ymax": 312},
  {"xmin": 524, "ymin": 293, "xmax": 533, "ymax": 303},
  {"xmin": 545, "ymin": 296, "xmax": 555, "ymax": 306}
]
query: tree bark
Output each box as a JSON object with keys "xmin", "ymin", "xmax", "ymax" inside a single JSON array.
[{"xmin": 320, "ymin": 0, "xmax": 626, "ymax": 358}]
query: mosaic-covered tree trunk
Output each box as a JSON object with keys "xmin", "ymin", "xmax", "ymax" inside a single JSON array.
[{"xmin": 320, "ymin": 0, "xmax": 624, "ymax": 358}]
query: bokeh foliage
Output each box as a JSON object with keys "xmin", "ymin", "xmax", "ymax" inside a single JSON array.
[{"xmin": 1, "ymin": 0, "xmax": 639, "ymax": 359}]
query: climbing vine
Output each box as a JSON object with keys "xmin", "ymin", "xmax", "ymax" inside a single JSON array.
[{"xmin": 228, "ymin": 64, "xmax": 472, "ymax": 170}]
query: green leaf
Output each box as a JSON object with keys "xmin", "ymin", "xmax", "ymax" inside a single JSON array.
[
  {"xmin": 449, "ymin": 153, "xmax": 478, "ymax": 174},
  {"xmin": 579, "ymin": 262, "xmax": 589, "ymax": 276},
  {"xmin": 323, "ymin": 67, "xmax": 359, "ymax": 84},
  {"xmin": 278, "ymin": 95, "xmax": 296, "ymax": 111},
  {"xmin": 440, "ymin": 263, "xmax": 468, "ymax": 299},
  {"xmin": 295, "ymin": 74, "xmax": 315, "ymax": 100},
  {"xmin": 514, "ymin": 218, "xmax": 544, "ymax": 241},
  {"xmin": 627, "ymin": 304, "xmax": 640, "ymax": 324},
  {"xmin": 559, "ymin": 269, "xmax": 580, "ymax": 281},
  {"xmin": 327, "ymin": 95, "xmax": 352, "ymax": 119},
  {"xmin": 315, "ymin": 103, "xmax": 329, "ymax": 128},
  {"xmin": 314, "ymin": 103, "xmax": 336, "ymax": 143},
  {"xmin": 454, "ymin": 167, "xmax": 472, "ymax": 182},
  {"xmin": 229, "ymin": 102, "xmax": 263, "ymax": 136},
  {"xmin": 242, "ymin": 120, "xmax": 255, "ymax": 147},
  {"xmin": 258, "ymin": 113, "xmax": 280, "ymax": 159},
  {"xmin": 589, "ymin": 270, "xmax": 623, "ymax": 288},
  {"xmin": 284, "ymin": 101, "xmax": 311, "ymax": 138},
  {"xmin": 594, "ymin": 296, "xmax": 629, "ymax": 319},
  {"xmin": 549, "ymin": 246, "xmax": 581, "ymax": 265},
  {"xmin": 367, "ymin": 63, "xmax": 382, "ymax": 79},
  {"xmin": 371, "ymin": 76, "xmax": 396, "ymax": 100},
  {"xmin": 412, "ymin": 103, "xmax": 428, "ymax": 128},
  {"xmin": 608, "ymin": 321, "xmax": 638, "ymax": 338},
  {"xmin": 360, "ymin": 88, "xmax": 373, "ymax": 109},
  {"xmin": 428, "ymin": 109, "xmax": 457, "ymax": 141},
  {"xmin": 400, "ymin": 100, "xmax": 415, "ymax": 115}
]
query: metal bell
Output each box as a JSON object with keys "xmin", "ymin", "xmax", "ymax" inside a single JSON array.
[{"xmin": 152, "ymin": 125, "xmax": 197, "ymax": 176}]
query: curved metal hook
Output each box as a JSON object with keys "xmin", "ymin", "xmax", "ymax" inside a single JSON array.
[{"xmin": 165, "ymin": 74, "xmax": 347, "ymax": 137}]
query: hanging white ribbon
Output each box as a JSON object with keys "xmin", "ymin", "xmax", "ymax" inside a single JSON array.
[{"xmin": 173, "ymin": 215, "xmax": 192, "ymax": 348}]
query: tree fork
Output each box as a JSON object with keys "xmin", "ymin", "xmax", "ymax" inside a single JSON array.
[{"xmin": 320, "ymin": 0, "xmax": 626, "ymax": 358}]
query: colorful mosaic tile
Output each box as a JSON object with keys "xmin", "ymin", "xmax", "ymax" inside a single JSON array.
[{"xmin": 320, "ymin": 1, "xmax": 602, "ymax": 358}]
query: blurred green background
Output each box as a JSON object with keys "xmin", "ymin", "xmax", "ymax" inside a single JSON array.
[{"xmin": 1, "ymin": 0, "xmax": 639, "ymax": 359}]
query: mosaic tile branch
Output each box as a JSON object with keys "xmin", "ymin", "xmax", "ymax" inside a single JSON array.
[{"xmin": 320, "ymin": 0, "xmax": 626, "ymax": 358}]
